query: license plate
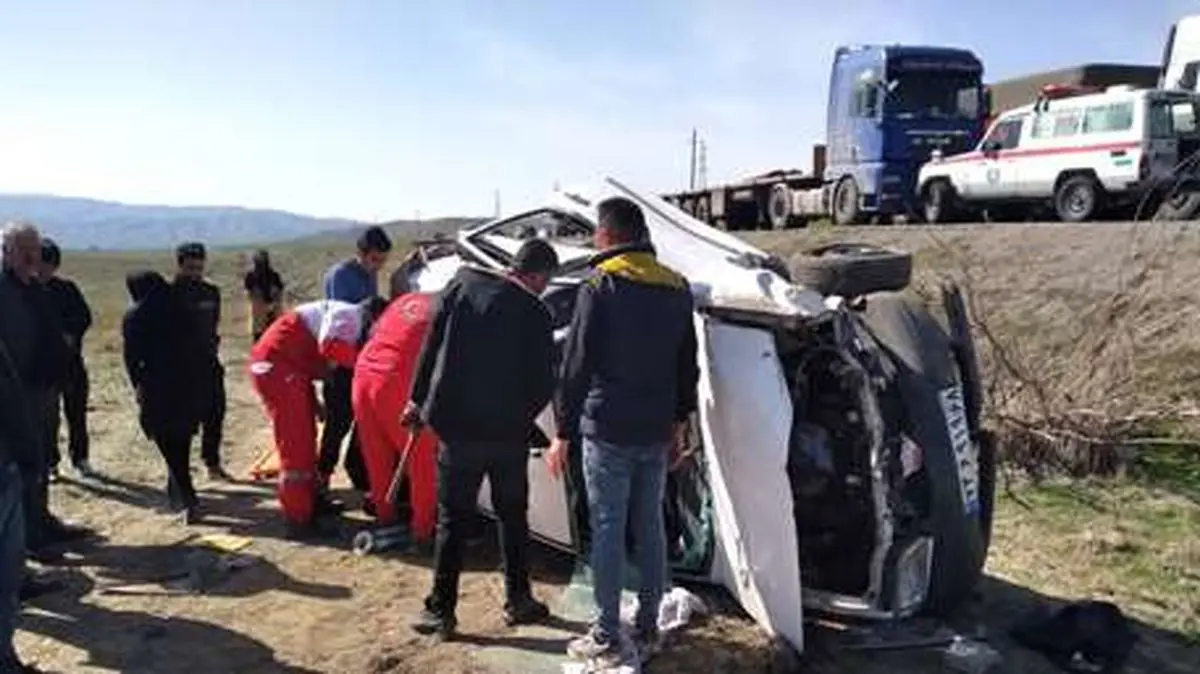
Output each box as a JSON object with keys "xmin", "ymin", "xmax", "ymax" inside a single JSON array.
[{"xmin": 938, "ymin": 385, "xmax": 979, "ymax": 516}]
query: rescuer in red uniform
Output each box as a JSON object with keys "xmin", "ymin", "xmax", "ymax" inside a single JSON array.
[
  {"xmin": 248, "ymin": 298, "xmax": 382, "ymax": 538},
  {"xmin": 351, "ymin": 291, "xmax": 439, "ymax": 547}
]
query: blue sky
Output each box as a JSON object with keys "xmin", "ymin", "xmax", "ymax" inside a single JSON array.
[{"xmin": 0, "ymin": 0, "xmax": 1195, "ymax": 220}]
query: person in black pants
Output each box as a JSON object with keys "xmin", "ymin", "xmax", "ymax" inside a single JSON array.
[
  {"xmin": 405, "ymin": 239, "xmax": 559, "ymax": 638},
  {"xmin": 172, "ymin": 242, "xmax": 231, "ymax": 482},
  {"xmin": 123, "ymin": 270, "xmax": 206, "ymax": 524},
  {"xmin": 37, "ymin": 238, "xmax": 95, "ymax": 479}
]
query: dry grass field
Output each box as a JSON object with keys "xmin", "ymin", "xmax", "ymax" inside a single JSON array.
[{"xmin": 11, "ymin": 222, "xmax": 1200, "ymax": 673}]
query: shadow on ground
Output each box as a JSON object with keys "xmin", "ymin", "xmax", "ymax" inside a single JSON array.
[
  {"xmin": 802, "ymin": 576, "xmax": 1199, "ymax": 674},
  {"xmin": 22, "ymin": 571, "xmax": 322, "ymax": 674}
]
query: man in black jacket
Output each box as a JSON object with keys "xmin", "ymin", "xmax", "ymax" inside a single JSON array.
[
  {"xmin": 0, "ymin": 337, "xmax": 41, "ymax": 673},
  {"xmin": 0, "ymin": 222, "xmax": 87, "ymax": 564},
  {"xmin": 406, "ymin": 238, "xmax": 559, "ymax": 637},
  {"xmin": 546, "ymin": 197, "xmax": 699, "ymax": 667},
  {"xmin": 173, "ymin": 242, "xmax": 231, "ymax": 482},
  {"xmin": 38, "ymin": 238, "xmax": 95, "ymax": 479}
]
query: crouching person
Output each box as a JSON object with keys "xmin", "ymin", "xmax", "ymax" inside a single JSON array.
[
  {"xmin": 248, "ymin": 297, "xmax": 383, "ymax": 540},
  {"xmin": 352, "ymin": 291, "xmax": 439, "ymax": 548},
  {"xmin": 406, "ymin": 239, "xmax": 559, "ymax": 638}
]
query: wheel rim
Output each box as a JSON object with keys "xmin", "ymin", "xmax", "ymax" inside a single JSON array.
[{"xmin": 1064, "ymin": 184, "xmax": 1092, "ymax": 217}]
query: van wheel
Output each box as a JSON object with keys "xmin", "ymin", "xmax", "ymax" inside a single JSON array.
[
  {"xmin": 1054, "ymin": 175, "xmax": 1102, "ymax": 223},
  {"xmin": 923, "ymin": 180, "xmax": 959, "ymax": 224}
]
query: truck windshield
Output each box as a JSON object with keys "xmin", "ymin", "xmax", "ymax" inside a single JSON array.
[{"xmin": 888, "ymin": 73, "xmax": 981, "ymax": 120}]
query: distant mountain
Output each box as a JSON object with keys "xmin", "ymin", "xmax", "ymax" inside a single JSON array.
[
  {"xmin": 0, "ymin": 193, "xmax": 368, "ymax": 251},
  {"xmin": 283, "ymin": 216, "xmax": 488, "ymax": 248}
]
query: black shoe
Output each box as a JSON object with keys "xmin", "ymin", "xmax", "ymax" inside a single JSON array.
[
  {"xmin": 27, "ymin": 547, "xmax": 65, "ymax": 565},
  {"xmin": 503, "ymin": 596, "xmax": 550, "ymax": 626},
  {"xmin": 411, "ymin": 608, "xmax": 456, "ymax": 637},
  {"xmin": 44, "ymin": 519, "xmax": 92, "ymax": 543},
  {"xmin": 19, "ymin": 576, "xmax": 66, "ymax": 602},
  {"xmin": 314, "ymin": 494, "xmax": 345, "ymax": 516},
  {"xmin": 178, "ymin": 505, "xmax": 201, "ymax": 526},
  {"xmin": 206, "ymin": 465, "xmax": 234, "ymax": 482},
  {"xmin": 284, "ymin": 519, "xmax": 339, "ymax": 541}
]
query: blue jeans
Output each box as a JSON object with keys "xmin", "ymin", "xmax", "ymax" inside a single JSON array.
[
  {"xmin": 0, "ymin": 462, "xmax": 25, "ymax": 667},
  {"xmin": 582, "ymin": 437, "xmax": 669, "ymax": 640}
]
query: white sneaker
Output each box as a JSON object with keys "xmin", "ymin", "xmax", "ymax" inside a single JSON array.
[{"xmin": 566, "ymin": 627, "xmax": 624, "ymax": 668}]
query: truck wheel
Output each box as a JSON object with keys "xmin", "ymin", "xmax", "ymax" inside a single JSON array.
[
  {"xmin": 787, "ymin": 242, "xmax": 912, "ymax": 298},
  {"xmin": 922, "ymin": 180, "xmax": 959, "ymax": 224},
  {"xmin": 860, "ymin": 293, "xmax": 995, "ymax": 616},
  {"xmin": 832, "ymin": 178, "xmax": 864, "ymax": 226},
  {"xmin": 768, "ymin": 185, "xmax": 794, "ymax": 229},
  {"xmin": 1054, "ymin": 174, "xmax": 1102, "ymax": 223}
]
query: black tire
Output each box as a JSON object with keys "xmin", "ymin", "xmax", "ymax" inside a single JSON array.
[
  {"xmin": 922, "ymin": 180, "xmax": 959, "ymax": 224},
  {"xmin": 1152, "ymin": 189, "xmax": 1200, "ymax": 221},
  {"xmin": 1054, "ymin": 174, "xmax": 1102, "ymax": 223},
  {"xmin": 694, "ymin": 196, "xmax": 711, "ymax": 224},
  {"xmin": 860, "ymin": 293, "xmax": 994, "ymax": 615},
  {"xmin": 832, "ymin": 178, "xmax": 863, "ymax": 226},
  {"xmin": 768, "ymin": 185, "xmax": 793, "ymax": 229},
  {"xmin": 940, "ymin": 282, "xmax": 982, "ymax": 435},
  {"xmin": 788, "ymin": 242, "xmax": 912, "ymax": 298}
]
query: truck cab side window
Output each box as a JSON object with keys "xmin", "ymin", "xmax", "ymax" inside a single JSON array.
[{"xmin": 854, "ymin": 85, "xmax": 879, "ymax": 118}]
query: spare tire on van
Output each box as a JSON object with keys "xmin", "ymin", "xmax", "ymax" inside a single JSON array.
[{"xmin": 788, "ymin": 242, "xmax": 913, "ymax": 298}]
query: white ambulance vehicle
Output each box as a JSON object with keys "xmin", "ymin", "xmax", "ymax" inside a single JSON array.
[{"xmin": 916, "ymin": 84, "xmax": 1200, "ymax": 223}]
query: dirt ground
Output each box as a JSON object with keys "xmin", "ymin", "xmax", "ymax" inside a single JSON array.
[{"xmin": 12, "ymin": 224, "xmax": 1200, "ymax": 673}]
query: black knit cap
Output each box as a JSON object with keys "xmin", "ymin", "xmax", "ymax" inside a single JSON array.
[
  {"xmin": 512, "ymin": 238, "xmax": 559, "ymax": 274},
  {"xmin": 41, "ymin": 237, "xmax": 62, "ymax": 267}
]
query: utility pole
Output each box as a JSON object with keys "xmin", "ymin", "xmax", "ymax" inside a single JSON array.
[
  {"xmin": 698, "ymin": 140, "xmax": 708, "ymax": 189},
  {"xmin": 688, "ymin": 128, "xmax": 699, "ymax": 191}
]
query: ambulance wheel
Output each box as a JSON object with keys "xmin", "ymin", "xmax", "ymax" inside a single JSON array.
[
  {"xmin": 922, "ymin": 179, "xmax": 959, "ymax": 224},
  {"xmin": 1054, "ymin": 174, "xmax": 1102, "ymax": 223}
]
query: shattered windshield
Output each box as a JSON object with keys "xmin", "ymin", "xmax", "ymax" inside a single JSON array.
[
  {"xmin": 486, "ymin": 209, "xmax": 594, "ymax": 247},
  {"xmin": 887, "ymin": 72, "xmax": 981, "ymax": 120}
]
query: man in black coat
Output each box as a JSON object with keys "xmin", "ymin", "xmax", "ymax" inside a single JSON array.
[
  {"xmin": 406, "ymin": 238, "xmax": 559, "ymax": 637},
  {"xmin": 0, "ymin": 222, "xmax": 88, "ymax": 564},
  {"xmin": 38, "ymin": 238, "xmax": 95, "ymax": 479},
  {"xmin": 172, "ymin": 242, "xmax": 231, "ymax": 482}
]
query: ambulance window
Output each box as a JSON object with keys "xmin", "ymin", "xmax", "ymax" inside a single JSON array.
[
  {"xmin": 1031, "ymin": 113, "xmax": 1056, "ymax": 139},
  {"xmin": 1082, "ymin": 102, "xmax": 1135, "ymax": 134},
  {"xmin": 983, "ymin": 116, "xmax": 1024, "ymax": 150},
  {"xmin": 1052, "ymin": 109, "xmax": 1082, "ymax": 137}
]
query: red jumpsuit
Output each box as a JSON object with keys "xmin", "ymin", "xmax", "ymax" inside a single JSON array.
[
  {"xmin": 248, "ymin": 300, "xmax": 364, "ymax": 526},
  {"xmin": 352, "ymin": 292, "xmax": 439, "ymax": 541}
]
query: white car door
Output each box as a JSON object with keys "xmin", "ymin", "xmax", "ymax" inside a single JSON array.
[{"xmin": 695, "ymin": 315, "xmax": 806, "ymax": 653}]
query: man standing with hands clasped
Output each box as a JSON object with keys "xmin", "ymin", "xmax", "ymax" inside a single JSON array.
[
  {"xmin": 545, "ymin": 196, "xmax": 699, "ymax": 668},
  {"xmin": 405, "ymin": 238, "xmax": 560, "ymax": 638}
]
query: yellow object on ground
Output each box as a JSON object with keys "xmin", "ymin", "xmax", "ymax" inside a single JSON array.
[
  {"xmin": 246, "ymin": 421, "xmax": 324, "ymax": 482},
  {"xmin": 194, "ymin": 533, "xmax": 255, "ymax": 553}
]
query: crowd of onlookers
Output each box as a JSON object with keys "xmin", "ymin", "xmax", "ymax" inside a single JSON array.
[{"xmin": 3, "ymin": 196, "xmax": 700, "ymax": 671}]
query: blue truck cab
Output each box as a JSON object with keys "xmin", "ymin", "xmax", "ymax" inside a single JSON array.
[{"xmin": 825, "ymin": 44, "xmax": 986, "ymax": 224}]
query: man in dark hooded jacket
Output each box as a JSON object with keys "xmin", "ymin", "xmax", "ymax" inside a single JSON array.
[
  {"xmin": 405, "ymin": 238, "xmax": 559, "ymax": 637},
  {"xmin": 124, "ymin": 270, "xmax": 208, "ymax": 523}
]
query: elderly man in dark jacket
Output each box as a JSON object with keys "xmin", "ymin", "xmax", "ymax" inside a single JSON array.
[
  {"xmin": 405, "ymin": 238, "xmax": 559, "ymax": 638},
  {"xmin": 0, "ymin": 338, "xmax": 40, "ymax": 673},
  {"xmin": 0, "ymin": 222, "xmax": 88, "ymax": 564}
]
